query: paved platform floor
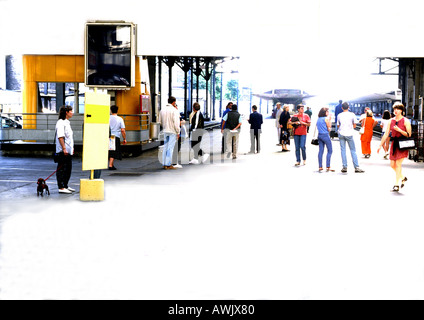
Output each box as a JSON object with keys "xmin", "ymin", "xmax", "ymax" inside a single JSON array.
[{"xmin": 1, "ymin": 119, "xmax": 424, "ymax": 299}]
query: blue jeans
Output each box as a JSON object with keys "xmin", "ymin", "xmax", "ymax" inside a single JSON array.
[
  {"xmin": 318, "ymin": 133, "xmax": 333, "ymax": 168},
  {"xmin": 294, "ymin": 135, "xmax": 307, "ymax": 163},
  {"xmin": 339, "ymin": 134, "xmax": 359, "ymax": 168},
  {"xmin": 163, "ymin": 133, "xmax": 177, "ymax": 167}
]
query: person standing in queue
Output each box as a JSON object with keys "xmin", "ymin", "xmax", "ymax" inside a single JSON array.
[
  {"xmin": 334, "ymin": 100, "xmax": 343, "ymax": 128},
  {"xmin": 305, "ymin": 106, "xmax": 313, "ymax": 133},
  {"xmin": 159, "ymin": 96, "xmax": 181, "ymax": 170},
  {"xmin": 221, "ymin": 104, "xmax": 242, "ymax": 160},
  {"xmin": 275, "ymin": 102, "xmax": 283, "ymax": 145},
  {"xmin": 288, "ymin": 104, "xmax": 311, "ymax": 166},
  {"xmin": 189, "ymin": 102, "xmax": 209, "ymax": 164},
  {"xmin": 108, "ymin": 105, "xmax": 127, "ymax": 170},
  {"xmin": 378, "ymin": 103, "xmax": 412, "ymax": 192},
  {"xmin": 248, "ymin": 105, "xmax": 263, "ymax": 154},
  {"xmin": 337, "ymin": 102, "xmax": 365, "ymax": 173},
  {"xmin": 221, "ymin": 102, "xmax": 233, "ymax": 153},
  {"xmin": 55, "ymin": 106, "xmax": 75, "ymax": 194},
  {"xmin": 316, "ymin": 107, "xmax": 334, "ymax": 172},
  {"xmin": 360, "ymin": 110, "xmax": 377, "ymax": 158},
  {"xmin": 171, "ymin": 105, "xmax": 184, "ymax": 169},
  {"xmin": 279, "ymin": 104, "xmax": 291, "ymax": 152}
]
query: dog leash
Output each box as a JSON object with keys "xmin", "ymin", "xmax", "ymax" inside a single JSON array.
[{"xmin": 44, "ymin": 164, "xmax": 63, "ymax": 182}]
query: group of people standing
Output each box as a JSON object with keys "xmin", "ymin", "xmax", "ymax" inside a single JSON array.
[
  {"xmin": 54, "ymin": 104, "xmax": 127, "ymax": 194},
  {"xmin": 52, "ymin": 97, "xmax": 413, "ymax": 195},
  {"xmin": 316, "ymin": 101, "xmax": 411, "ymax": 192},
  {"xmin": 159, "ymin": 96, "xmax": 212, "ymax": 169},
  {"xmin": 316, "ymin": 102, "xmax": 365, "ymax": 173}
]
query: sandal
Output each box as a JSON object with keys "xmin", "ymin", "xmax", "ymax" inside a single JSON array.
[
  {"xmin": 392, "ymin": 185, "xmax": 400, "ymax": 192},
  {"xmin": 401, "ymin": 177, "xmax": 408, "ymax": 188}
]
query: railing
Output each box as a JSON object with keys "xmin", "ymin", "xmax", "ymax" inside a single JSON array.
[{"xmin": 0, "ymin": 113, "xmax": 151, "ymax": 144}]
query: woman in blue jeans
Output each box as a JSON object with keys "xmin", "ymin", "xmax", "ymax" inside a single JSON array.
[{"xmin": 316, "ymin": 108, "xmax": 334, "ymax": 172}]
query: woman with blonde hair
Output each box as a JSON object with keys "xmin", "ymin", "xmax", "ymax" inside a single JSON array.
[
  {"xmin": 279, "ymin": 104, "xmax": 291, "ymax": 151},
  {"xmin": 360, "ymin": 109, "xmax": 377, "ymax": 158},
  {"xmin": 378, "ymin": 103, "xmax": 412, "ymax": 192}
]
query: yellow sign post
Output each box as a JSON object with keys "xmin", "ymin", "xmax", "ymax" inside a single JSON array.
[{"xmin": 80, "ymin": 90, "xmax": 110, "ymax": 201}]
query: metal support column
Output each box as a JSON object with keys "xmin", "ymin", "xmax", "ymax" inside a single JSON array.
[
  {"xmin": 204, "ymin": 59, "xmax": 211, "ymax": 120},
  {"xmin": 219, "ymin": 72, "xmax": 223, "ymax": 117},
  {"xmin": 158, "ymin": 57, "xmax": 162, "ymax": 110},
  {"xmin": 212, "ymin": 64, "xmax": 216, "ymax": 120},
  {"xmin": 164, "ymin": 57, "xmax": 176, "ymax": 99},
  {"xmin": 415, "ymin": 59, "xmax": 422, "ymax": 119},
  {"xmin": 74, "ymin": 82, "xmax": 79, "ymax": 114},
  {"xmin": 56, "ymin": 83, "xmax": 65, "ymax": 113},
  {"xmin": 147, "ymin": 56, "xmax": 157, "ymax": 122}
]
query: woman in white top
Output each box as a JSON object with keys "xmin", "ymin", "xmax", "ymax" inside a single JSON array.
[
  {"xmin": 55, "ymin": 106, "xmax": 74, "ymax": 194},
  {"xmin": 380, "ymin": 110, "xmax": 392, "ymax": 159}
]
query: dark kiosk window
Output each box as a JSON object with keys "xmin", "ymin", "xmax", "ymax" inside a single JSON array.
[{"xmin": 86, "ymin": 24, "xmax": 134, "ymax": 87}]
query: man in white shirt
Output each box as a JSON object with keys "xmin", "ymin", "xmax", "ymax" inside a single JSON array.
[
  {"xmin": 109, "ymin": 105, "xmax": 127, "ymax": 170},
  {"xmin": 337, "ymin": 102, "xmax": 365, "ymax": 173},
  {"xmin": 159, "ymin": 96, "xmax": 181, "ymax": 170}
]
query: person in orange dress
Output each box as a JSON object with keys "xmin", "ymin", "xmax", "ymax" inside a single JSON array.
[
  {"xmin": 360, "ymin": 110, "xmax": 377, "ymax": 158},
  {"xmin": 377, "ymin": 103, "xmax": 412, "ymax": 192}
]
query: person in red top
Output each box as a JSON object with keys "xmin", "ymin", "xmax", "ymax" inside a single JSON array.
[
  {"xmin": 288, "ymin": 104, "xmax": 311, "ymax": 166},
  {"xmin": 377, "ymin": 103, "xmax": 412, "ymax": 192}
]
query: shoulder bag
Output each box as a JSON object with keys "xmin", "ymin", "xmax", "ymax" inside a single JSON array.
[
  {"xmin": 311, "ymin": 124, "xmax": 319, "ymax": 145},
  {"xmin": 359, "ymin": 120, "xmax": 365, "ymax": 135},
  {"xmin": 398, "ymin": 134, "xmax": 416, "ymax": 150}
]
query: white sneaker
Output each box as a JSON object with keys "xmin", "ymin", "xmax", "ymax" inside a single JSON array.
[
  {"xmin": 59, "ymin": 188, "xmax": 72, "ymax": 194},
  {"xmin": 172, "ymin": 164, "xmax": 183, "ymax": 169},
  {"xmin": 67, "ymin": 187, "xmax": 76, "ymax": 192},
  {"xmin": 202, "ymin": 154, "xmax": 210, "ymax": 163},
  {"xmin": 189, "ymin": 159, "xmax": 200, "ymax": 165}
]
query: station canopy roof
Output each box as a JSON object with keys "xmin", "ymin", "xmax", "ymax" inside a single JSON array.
[
  {"xmin": 347, "ymin": 91, "xmax": 400, "ymax": 104},
  {"xmin": 253, "ymin": 89, "xmax": 313, "ymax": 102}
]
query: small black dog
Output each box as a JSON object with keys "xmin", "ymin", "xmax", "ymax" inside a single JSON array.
[{"xmin": 37, "ymin": 178, "xmax": 50, "ymax": 197}]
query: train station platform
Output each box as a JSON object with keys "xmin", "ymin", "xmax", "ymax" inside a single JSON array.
[{"xmin": 1, "ymin": 118, "xmax": 424, "ymax": 299}]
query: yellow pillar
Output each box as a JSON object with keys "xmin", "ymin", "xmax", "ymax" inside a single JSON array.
[{"xmin": 22, "ymin": 56, "xmax": 37, "ymax": 129}]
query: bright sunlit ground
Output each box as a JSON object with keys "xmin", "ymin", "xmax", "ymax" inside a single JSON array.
[{"xmin": 1, "ymin": 119, "xmax": 424, "ymax": 300}]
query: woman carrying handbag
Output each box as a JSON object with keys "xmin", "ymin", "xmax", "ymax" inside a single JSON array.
[{"xmin": 377, "ymin": 103, "xmax": 412, "ymax": 192}]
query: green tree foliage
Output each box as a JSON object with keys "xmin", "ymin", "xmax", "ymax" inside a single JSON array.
[{"xmin": 225, "ymin": 80, "xmax": 238, "ymax": 101}]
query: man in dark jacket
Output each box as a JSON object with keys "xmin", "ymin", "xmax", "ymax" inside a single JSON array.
[
  {"xmin": 248, "ymin": 105, "xmax": 263, "ymax": 153},
  {"xmin": 221, "ymin": 102, "xmax": 233, "ymax": 153},
  {"xmin": 189, "ymin": 102, "xmax": 208, "ymax": 164},
  {"xmin": 221, "ymin": 104, "xmax": 242, "ymax": 159}
]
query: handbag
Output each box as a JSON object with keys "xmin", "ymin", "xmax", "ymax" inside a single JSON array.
[
  {"xmin": 109, "ymin": 135, "xmax": 116, "ymax": 151},
  {"xmin": 398, "ymin": 137, "xmax": 416, "ymax": 150},
  {"xmin": 311, "ymin": 124, "xmax": 319, "ymax": 145},
  {"xmin": 359, "ymin": 126, "xmax": 365, "ymax": 135},
  {"xmin": 291, "ymin": 116, "xmax": 299, "ymax": 127},
  {"xmin": 53, "ymin": 152, "xmax": 65, "ymax": 163},
  {"xmin": 311, "ymin": 138, "xmax": 319, "ymax": 145}
]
